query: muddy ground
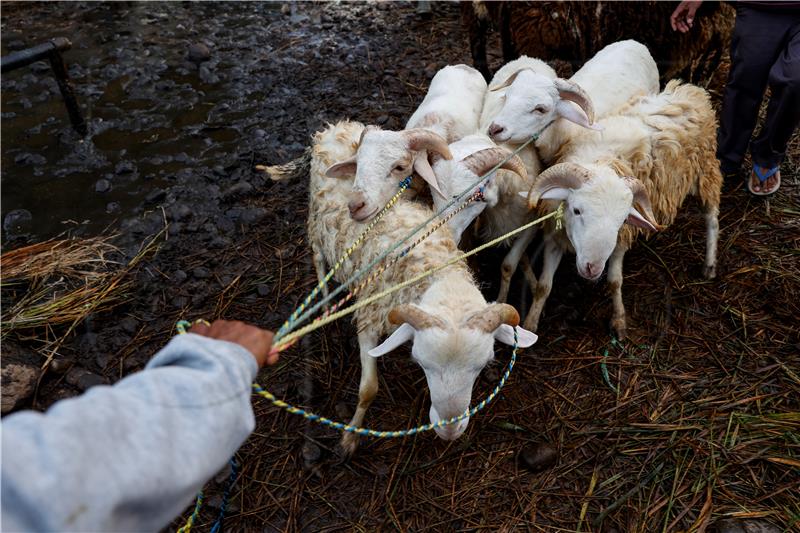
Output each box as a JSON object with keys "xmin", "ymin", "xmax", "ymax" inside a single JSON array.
[{"xmin": 2, "ymin": 2, "xmax": 799, "ymax": 532}]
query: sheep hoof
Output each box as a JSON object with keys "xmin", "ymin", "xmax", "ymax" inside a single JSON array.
[
  {"xmin": 703, "ymin": 264, "xmax": 717, "ymax": 280},
  {"xmin": 611, "ymin": 316, "xmax": 627, "ymax": 340},
  {"xmin": 522, "ymin": 315, "xmax": 539, "ymax": 333},
  {"xmin": 338, "ymin": 432, "xmax": 360, "ymax": 459}
]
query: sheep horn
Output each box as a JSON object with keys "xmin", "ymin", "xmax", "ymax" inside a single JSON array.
[
  {"xmin": 526, "ymin": 162, "xmax": 593, "ymax": 209},
  {"xmin": 622, "ymin": 176, "xmax": 661, "ymax": 230},
  {"xmin": 489, "ymin": 68, "xmax": 528, "ymax": 92},
  {"xmin": 461, "ymin": 147, "xmax": 528, "ymax": 181},
  {"xmin": 388, "ymin": 304, "xmax": 446, "ymax": 330},
  {"xmin": 465, "ymin": 303, "xmax": 520, "ymax": 333},
  {"xmin": 553, "ymin": 78, "xmax": 596, "ymax": 125},
  {"xmin": 357, "ymin": 125, "xmax": 380, "ymax": 147},
  {"xmin": 405, "ymin": 129, "xmax": 453, "ymax": 160}
]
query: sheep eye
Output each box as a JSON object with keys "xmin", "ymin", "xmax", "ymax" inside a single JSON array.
[
  {"xmin": 573, "ymin": 208, "xmax": 581, "ymax": 215},
  {"xmin": 394, "ymin": 165, "xmax": 406, "ymax": 172},
  {"xmin": 533, "ymin": 106, "xmax": 548, "ymax": 114}
]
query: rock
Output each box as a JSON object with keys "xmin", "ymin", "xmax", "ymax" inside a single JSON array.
[
  {"xmin": 711, "ymin": 519, "xmax": 782, "ymax": 533},
  {"xmin": 115, "ymin": 160, "xmax": 136, "ymax": 174},
  {"xmin": 3, "ymin": 209, "xmax": 33, "ymax": 235},
  {"xmin": 95, "ymin": 178, "xmax": 112, "ymax": 193},
  {"xmin": 65, "ymin": 368, "xmax": 107, "ymax": 391},
  {"xmin": 14, "ymin": 152, "xmax": 46, "ymax": 166},
  {"xmin": 519, "ymin": 443, "xmax": 558, "ymax": 473},
  {"xmin": 30, "ymin": 60, "xmax": 50, "ymax": 74},
  {"xmin": 8, "ymin": 39, "xmax": 26, "ymax": 51},
  {"xmin": 173, "ymin": 270, "xmax": 188, "ymax": 283},
  {"xmin": 49, "ymin": 358, "xmax": 73, "ymax": 375},
  {"xmin": 192, "ymin": 266, "xmax": 211, "ymax": 279},
  {"xmin": 256, "ymin": 283, "xmax": 270, "ymax": 297},
  {"xmin": 120, "ymin": 317, "xmax": 139, "ymax": 334},
  {"xmin": 424, "ymin": 62, "xmax": 438, "ymax": 79},
  {"xmin": 198, "ymin": 65, "xmax": 220, "ymax": 84},
  {"xmin": 376, "ymin": 114, "xmax": 389, "ymax": 125},
  {"xmin": 187, "ymin": 42, "xmax": 211, "ymax": 63},
  {"xmin": 1, "ymin": 364, "xmax": 39, "ymax": 414},
  {"xmin": 335, "ymin": 402, "xmax": 353, "ymax": 420},
  {"xmin": 106, "ymin": 202, "xmax": 121, "ymax": 214},
  {"xmin": 222, "ymin": 181, "xmax": 253, "ymax": 199},
  {"xmin": 302, "ymin": 441, "xmax": 322, "ymax": 464},
  {"xmin": 213, "ymin": 165, "xmax": 226, "ymax": 177},
  {"xmin": 239, "ymin": 207, "xmax": 267, "ymax": 225},
  {"xmin": 169, "ymin": 203, "xmax": 193, "ymax": 221},
  {"xmin": 172, "ymin": 296, "xmax": 188, "ymax": 309},
  {"xmin": 145, "ymin": 188, "xmax": 167, "ymax": 204}
]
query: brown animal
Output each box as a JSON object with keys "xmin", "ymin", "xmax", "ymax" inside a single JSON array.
[{"xmin": 462, "ymin": 1, "xmax": 734, "ymax": 87}]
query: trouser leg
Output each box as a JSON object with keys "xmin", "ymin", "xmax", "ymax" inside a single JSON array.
[
  {"xmin": 750, "ymin": 20, "xmax": 800, "ymax": 168},
  {"xmin": 716, "ymin": 7, "xmax": 794, "ymax": 174}
]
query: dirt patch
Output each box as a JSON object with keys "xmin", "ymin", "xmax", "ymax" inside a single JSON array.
[{"xmin": 1, "ymin": 2, "xmax": 798, "ymax": 532}]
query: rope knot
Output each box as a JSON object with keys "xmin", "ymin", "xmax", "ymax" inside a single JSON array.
[{"xmin": 555, "ymin": 202, "xmax": 565, "ymax": 231}]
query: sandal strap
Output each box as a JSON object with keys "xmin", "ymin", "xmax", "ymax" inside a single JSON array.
[{"xmin": 753, "ymin": 164, "xmax": 779, "ymax": 182}]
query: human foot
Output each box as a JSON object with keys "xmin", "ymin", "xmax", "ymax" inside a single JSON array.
[{"xmin": 748, "ymin": 164, "xmax": 780, "ymax": 196}]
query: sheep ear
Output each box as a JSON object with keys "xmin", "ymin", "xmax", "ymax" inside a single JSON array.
[
  {"xmin": 555, "ymin": 100, "xmax": 603, "ymax": 131},
  {"xmin": 368, "ymin": 323, "xmax": 415, "ymax": 358},
  {"xmin": 413, "ymin": 153, "xmax": 447, "ymax": 198},
  {"xmin": 538, "ymin": 187, "xmax": 572, "ymax": 202},
  {"xmin": 626, "ymin": 207, "xmax": 659, "ymax": 232},
  {"xmin": 325, "ymin": 157, "xmax": 357, "ymax": 179},
  {"xmin": 494, "ymin": 324, "xmax": 538, "ymax": 348}
]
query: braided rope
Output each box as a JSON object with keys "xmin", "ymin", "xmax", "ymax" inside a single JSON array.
[
  {"xmin": 274, "ymin": 128, "xmax": 550, "ymax": 345},
  {"xmin": 176, "ymin": 491, "xmax": 203, "ymax": 533},
  {"xmin": 272, "ymin": 206, "xmax": 562, "ymax": 351},
  {"xmin": 276, "ymin": 176, "xmax": 413, "ymax": 339}
]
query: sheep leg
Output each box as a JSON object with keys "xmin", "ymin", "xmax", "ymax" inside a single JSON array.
[
  {"xmin": 312, "ymin": 245, "xmax": 330, "ymax": 303},
  {"xmin": 519, "ymin": 254, "xmax": 538, "ymax": 297},
  {"xmin": 523, "ymin": 237, "xmax": 562, "ymax": 332},
  {"xmin": 339, "ymin": 331, "xmax": 379, "ymax": 457},
  {"xmin": 497, "ymin": 227, "xmax": 536, "ymax": 303},
  {"xmin": 703, "ymin": 204, "xmax": 719, "ymax": 279},
  {"xmin": 607, "ymin": 244, "xmax": 628, "ymax": 340}
]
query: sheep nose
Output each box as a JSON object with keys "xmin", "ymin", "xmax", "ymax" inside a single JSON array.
[
  {"xmin": 585, "ymin": 263, "xmax": 600, "ymax": 278},
  {"xmin": 348, "ymin": 199, "xmax": 366, "ymax": 216},
  {"xmin": 488, "ymin": 123, "xmax": 504, "ymax": 139}
]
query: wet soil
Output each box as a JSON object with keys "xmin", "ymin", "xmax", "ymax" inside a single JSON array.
[{"xmin": 2, "ymin": 2, "xmax": 798, "ymax": 531}]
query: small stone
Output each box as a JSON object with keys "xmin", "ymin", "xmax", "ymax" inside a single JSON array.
[
  {"xmin": 302, "ymin": 441, "xmax": 322, "ymax": 464},
  {"xmin": 173, "ymin": 269, "xmax": 188, "ymax": 283},
  {"xmin": 711, "ymin": 519, "xmax": 781, "ymax": 533},
  {"xmin": 222, "ymin": 181, "xmax": 253, "ymax": 199},
  {"xmin": 256, "ymin": 283, "xmax": 270, "ymax": 297},
  {"xmin": 169, "ymin": 203, "xmax": 193, "ymax": 221},
  {"xmin": 192, "ymin": 266, "xmax": 211, "ymax": 279},
  {"xmin": 334, "ymin": 402, "xmax": 352, "ymax": 420},
  {"xmin": 424, "ymin": 62, "xmax": 438, "ymax": 79},
  {"xmin": 49, "ymin": 358, "xmax": 73, "ymax": 375},
  {"xmin": 14, "ymin": 152, "xmax": 46, "ymax": 166},
  {"xmin": 198, "ymin": 65, "xmax": 219, "ymax": 84},
  {"xmin": 115, "ymin": 160, "xmax": 135, "ymax": 174},
  {"xmin": 8, "ymin": 40, "xmax": 26, "ymax": 51},
  {"xmin": 1, "ymin": 364, "xmax": 39, "ymax": 414},
  {"xmin": 213, "ymin": 165, "xmax": 226, "ymax": 177},
  {"xmin": 120, "ymin": 317, "xmax": 139, "ymax": 334},
  {"xmin": 66, "ymin": 368, "xmax": 107, "ymax": 391},
  {"xmin": 519, "ymin": 443, "xmax": 558, "ymax": 473},
  {"xmin": 145, "ymin": 188, "xmax": 166, "ymax": 204},
  {"xmin": 376, "ymin": 114, "xmax": 389, "ymax": 125},
  {"xmin": 95, "ymin": 179, "xmax": 112, "ymax": 193},
  {"xmin": 30, "ymin": 60, "xmax": 50, "ymax": 74},
  {"xmin": 253, "ymin": 128, "xmax": 267, "ymax": 138},
  {"xmin": 187, "ymin": 42, "xmax": 211, "ymax": 63},
  {"xmin": 172, "ymin": 296, "xmax": 188, "ymax": 309},
  {"xmin": 3, "ymin": 209, "xmax": 33, "ymax": 235},
  {"xmin": 106, "ymin": 202, "xmax": 121, "ymax": 214},
  {"xmin": 239, "ymin": 207, "xmax": 267, "ymax": 225}
]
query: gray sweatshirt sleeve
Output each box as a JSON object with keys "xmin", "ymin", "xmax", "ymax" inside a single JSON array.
[{"xmin": 1, "ymin": 333, "xmax": 259, "ymax": 533}]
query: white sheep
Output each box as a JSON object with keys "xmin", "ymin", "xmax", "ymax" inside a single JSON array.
[
  {"xmin": 486, "ymin": 40, "xmax": 660, "ymax": 164},
  {"xmin": 264, "ymin": 120, "xmax": 537, "ymax": 456},
  {"xmin": 429, "ymin": 134, "xmax": 539, "ymax": 303},
  {"xmin": 326, "ymin": 64, "xmax": 487, "ymax": 221},
  {"xmin": 521, "ymin": 80, "xmax": 722, "ymax": 339}
]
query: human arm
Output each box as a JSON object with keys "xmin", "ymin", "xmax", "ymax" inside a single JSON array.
[
  {"xmin": 1, "ymin": 322, "xmax": 273, "ymax": 533},
  {"xmin": 670, "ymin": 0, "xmax": 704, "ymax": 32}
]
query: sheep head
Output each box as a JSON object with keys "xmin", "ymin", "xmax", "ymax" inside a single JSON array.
[
  {"xmin": 486, "ymin": 69, "xmax": 602, "ymax": 144},
  {"xmin": 368, "ymin": 303, "xmax": 537, "ymax": 441},
  {"xmin": 522, "ymin": 162, "xmax": 659, "ymax": 280},
  {"xmin": 431, "ymin": 138, "xmax": 529, "ymax": 244},
  {"xmin": 324, "ymin": 127, "xmax": 452, "ymax": 222}
]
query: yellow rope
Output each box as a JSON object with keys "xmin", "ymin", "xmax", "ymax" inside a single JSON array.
[{"xmin": 272, "ymin": 205, "xmax": 563, "ymax": 351}]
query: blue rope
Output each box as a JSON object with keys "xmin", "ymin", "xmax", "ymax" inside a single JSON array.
[{"xmin": 209, "ymin": 458, "xmax": 238, "ymax": 533}]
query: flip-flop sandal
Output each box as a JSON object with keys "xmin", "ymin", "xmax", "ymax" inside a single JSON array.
[{"xmin": 748, "ymin": 164, "xmax": 780, "ymax": 196}]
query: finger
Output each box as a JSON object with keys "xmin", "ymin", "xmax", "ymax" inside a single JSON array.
[
  {"xmin": 265, "ymin": 352, "xmax": 280, "ymax": 366},
  {"xmin": 189, "ymin": 322, "xmax": 211, "ymax": 336}
]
